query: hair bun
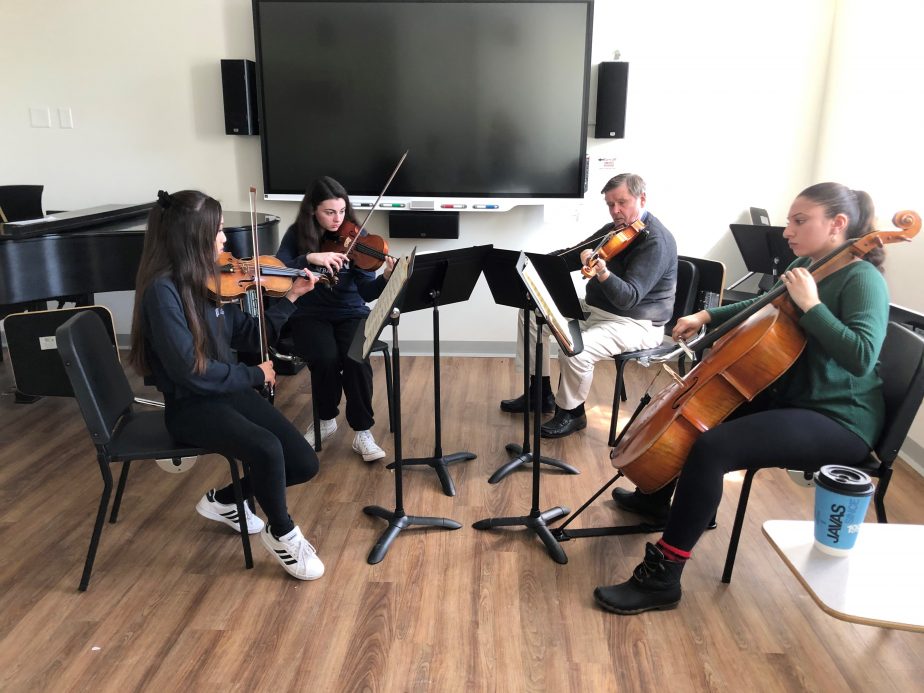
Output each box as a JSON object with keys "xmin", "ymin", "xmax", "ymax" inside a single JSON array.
[{"xmin": 157, "ymin": 190, "xmax": 173, "ymax": 209}]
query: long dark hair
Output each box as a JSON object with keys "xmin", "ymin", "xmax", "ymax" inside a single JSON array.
[
  {"xmin": 292, "ymin": 176, "xmax": 358, "ymax": 255},
  {"xmin": 797, "ymin": 182, "xmax": 883, "ymax": 271},
  {"xmin": 129, "ymin": 190, "xmax": 223, "ymax": 375}
]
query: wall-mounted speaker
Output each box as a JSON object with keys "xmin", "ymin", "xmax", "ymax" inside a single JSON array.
[
  {"xmin": 594, "ymin": 62, "xmax": 629, "ymax": 139},
  {"xmin": 221, "ymin": 59, "xmax": 259, "ymax": 135},
  {"xmin": 388, "ymin": 211, "xmax": 459, "ymax": 239}
]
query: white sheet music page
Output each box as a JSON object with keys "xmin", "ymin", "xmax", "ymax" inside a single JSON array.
[
  {"xmin": 519, "ymin": 255, "xmax": 576, "ymax": 355},
  {"xmin": 361, "ymin": 251, "xmax": 414, "ymax": 358}
]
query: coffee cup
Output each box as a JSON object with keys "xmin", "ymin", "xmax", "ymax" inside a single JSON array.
[{"xmin": 813, "ymin": 465, "xmax": 874, "ymax": 556}]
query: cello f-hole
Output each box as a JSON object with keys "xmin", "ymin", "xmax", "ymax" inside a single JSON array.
[{"xmin": 670, "ymin": 377, "xmax": 698, "ymax": 410}]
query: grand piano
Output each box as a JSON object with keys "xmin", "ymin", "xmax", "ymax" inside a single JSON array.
[{"xmin": 0, "ymin": 203, "xmax": 281, "ymax": 359}]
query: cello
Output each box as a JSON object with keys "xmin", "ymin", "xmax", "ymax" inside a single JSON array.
[{"xmin": 610, "ymin": 210, "xmax": 921, "ymax": 493}]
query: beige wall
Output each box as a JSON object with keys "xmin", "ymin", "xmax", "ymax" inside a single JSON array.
[
  {"xmin": 814, "ymin": 1, "xmax": 924, "ymax": 467},
  {"xmin": 2, "ymin": 0, "xmax": 921, "ymax": 458}
]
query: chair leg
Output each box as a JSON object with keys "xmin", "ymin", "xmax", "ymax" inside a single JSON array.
[
  {"xmin": 109, "ymin": 460, "xmax": 132, "ymax": 523},
  {"xmin": 80, "ymin": 456, "xmax": 115, "ymax": 591},
  {"xmin": 310, "ymin": 369, "xmax": 322, "ymax": 452},
  {"xmin": 381, "ymin": 345, "xmax": 394, "ymax": 433},
  {"xmin": 874, "ymin": 467, "xmax": 892, "ymax": 523},
  {"xmin": 608, "ymin": 361, "xmax": 627, "ymax": 447},
  {"xmin": 226, "ymin": 457, "xmax": 254, "ymax": 570},
  {"xmin": 722, "ymin": 468, "xmax": 758, "ymax": 584}
]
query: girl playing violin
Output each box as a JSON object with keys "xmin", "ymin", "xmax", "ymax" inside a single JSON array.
[
  {"xmin": 129, "ymin": 190, "xmax": 325, "ymax": 581},
  {"xmin": 276, "ymin": 176, "xmax": 396, "ymax": 461},
  {"xmin": 595, "ymin": 182, "xmax": 889, "ymax": 614}
]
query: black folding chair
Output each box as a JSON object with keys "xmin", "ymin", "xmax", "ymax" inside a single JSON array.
[
  {"xmin": 56, "ymin": 311, "xmax": 254, "ymax": 590},
  {"xmin": 721, "ymin": 321, "xmax": 924, "ymax": 583}
]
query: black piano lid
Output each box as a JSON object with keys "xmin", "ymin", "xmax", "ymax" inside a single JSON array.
[{"xmin": 0, "ymin": 203, "xmax": 155, "ymax": 240}]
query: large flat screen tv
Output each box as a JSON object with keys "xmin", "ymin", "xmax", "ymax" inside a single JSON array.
[{"xmin": 253, "ymin": 0, "xmax": 594, "ymax": 208}]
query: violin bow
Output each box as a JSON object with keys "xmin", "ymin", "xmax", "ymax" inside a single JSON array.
[
  {"xmin": 248, "ymin": 185, "xmax": 273, "ymax": 398},
  {"xmin": 355, "ymin": 150, "xmax": 409, "ymax": 238}
]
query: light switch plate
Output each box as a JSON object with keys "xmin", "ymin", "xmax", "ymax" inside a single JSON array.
[{"xmin": 30, "ymin": 107, "xmax": 51, "ymax": 128}]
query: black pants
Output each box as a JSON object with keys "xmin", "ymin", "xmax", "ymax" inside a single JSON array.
[
  {"xmin": 289, "ymin": 315, "xmax": 375, "ymax": 431},
  {"xmin": 657, "ymin": 400, "xmax": 870, "ymax": 553},
  {"xmin": 165, "ymin": 388, "xmax": 319, "ymax": 535}
]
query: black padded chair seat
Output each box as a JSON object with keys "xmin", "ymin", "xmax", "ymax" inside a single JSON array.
[{"xmin": 106, "ymin": 410, "xmax": 205, "ymax": 461}]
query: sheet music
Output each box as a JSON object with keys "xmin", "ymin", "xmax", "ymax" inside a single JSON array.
[
  {"xmin": 361, "ymin": 251, "xmax": 414, "ymax": 358},
  {"xmin": 519, "ymin": 255, "xmax": 577, "ymax": 355}
]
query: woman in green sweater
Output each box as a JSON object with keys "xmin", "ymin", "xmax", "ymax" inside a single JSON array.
[{"xmin": 594, "ymin": 182, "xmax": 890, "ymax": 615}]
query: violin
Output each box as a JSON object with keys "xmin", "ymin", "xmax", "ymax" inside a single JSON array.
[
  {"xmin": 580, "ymin": 219, "xmax": 647, "ymax": 279},
  {"xmin": 208, "ymin": 252, "xmax": 330, "ymax": 301},
  {"xmin": 321, "ymin": 219, "xmax": 392, "ymax": 272},
  {"xmin": 319, "ymin": 150, "xmax": 408, "ymax": 273}
]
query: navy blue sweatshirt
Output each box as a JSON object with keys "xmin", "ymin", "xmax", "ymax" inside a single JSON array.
[
  {"xmin": 140, "ymin": 275, "xmax": 296, "ymax": 400},
  {"xmin": 276, "ymin": 224, "xmax": 388, "ymax": 320}
]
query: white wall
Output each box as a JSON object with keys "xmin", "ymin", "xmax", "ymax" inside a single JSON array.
[
  {"xmin": 814, "ymin": 0, "xmax": 924, "ymax": 469},
  {"xmin": 2, "ymin": 0, "xmax": 834, "ymax": 341}
]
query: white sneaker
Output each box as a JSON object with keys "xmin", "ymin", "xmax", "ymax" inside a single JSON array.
[
  {"xmin": 195, "ymin": 489, "xmax": 265, "ymax": 534},
  {"xmin": 260, "ymin": 525, "xmax": 325, "ymax": 580},
  {"xmin": 304, "ymin": 418, "xmax": 338, "ymax": 449},
  {"xmin": 352, "ymin": 430, "xmax": 386, "ymax": 462}
]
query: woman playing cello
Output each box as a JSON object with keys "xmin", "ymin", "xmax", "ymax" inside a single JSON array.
[
  {"xmin": 276, "ymin": 176, "xmax": 396, "ymax": 461},
  {"xmin": 595, "ymin": 182, "xmax": 890, "ymax": 614},
  {"xmin": 130, "ymin": 190, "xmax": 325, "ymax": 581}
]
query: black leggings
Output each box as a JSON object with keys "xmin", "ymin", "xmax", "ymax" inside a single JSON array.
[
  {"xmin": 165, "ymin": 388, "xmax": 319, "ymax": 535},
  {"xmin": 660, "ymin": 404, "xmax": 870, "ymax": 553},
  {"xmin": 288, "ymin": 315, "xmax": 375, "ymax": 431}
]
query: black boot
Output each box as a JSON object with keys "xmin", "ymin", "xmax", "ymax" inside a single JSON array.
[
  {"xmin": 500, "ymin": 376, "xmax": 555, "ymax": 414},
  {"xmin": 611, "ymin": 487, "xmax": 672, "ymax": 525},
  {"xmin": 611, "ymin": 485, "xmax": 717, "ymax": 530},
  {"xmin": 593, "ymin": 542, "xmax": 685, "ymax": 615}
]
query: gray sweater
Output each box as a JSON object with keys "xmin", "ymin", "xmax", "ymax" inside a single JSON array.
[{"xmin": 563, "ymin": 212, "xmax": 677, "ymax": 326}]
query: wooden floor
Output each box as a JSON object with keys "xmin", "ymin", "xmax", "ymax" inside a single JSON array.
[{"xmin": 1, "ymin": 351, "xmax": 923, "ymax": 692}]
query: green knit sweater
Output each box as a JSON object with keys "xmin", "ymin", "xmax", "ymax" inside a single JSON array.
[{"xmin": 706, "ymin": 258, "xmax": 888, "ymax": 447}]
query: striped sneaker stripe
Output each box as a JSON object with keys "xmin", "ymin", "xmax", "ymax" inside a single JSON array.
[{"xmin": 273, "ymin": 548, "xmax": 298, "ymax": 565}]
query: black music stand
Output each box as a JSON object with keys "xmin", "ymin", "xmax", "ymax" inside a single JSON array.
[
  {"xmin": 386, "ymin": 245, "xmax": 492, "ymax": 496},
  {"xmin": 483, "ymin": 248, "xmax": 580, "ymax": 483},
  {"xmin": 473, "ymin": 252, "xmax": 584, "ymax": 564},
  {"xmin": 352, "ymin": 252, "xmax": 462, "ymax": 564},
  {"xmin": 728, "ymin": 224, "xmax": 797, "ymax": 294}
]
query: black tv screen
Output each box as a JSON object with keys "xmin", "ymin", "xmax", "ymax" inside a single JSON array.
[{"xmin": 253, "ymin": 0, "xmax": 594, "ymax": 204}]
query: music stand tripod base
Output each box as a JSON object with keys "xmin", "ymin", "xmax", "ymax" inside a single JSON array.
[
  {"xmin": 387, "ymin": 450, "xmax": 475, "ymax": 497},
  {"xmin": 488, "ymin": 442, "xmax": 579, "ymax": 484},
  {"xmin": 472, "ymin": 506, "xmax": 570, "ymax": 564},
  {"xmin": 363, "ymin": 506, "xmax": 462, "ymax": 564}
]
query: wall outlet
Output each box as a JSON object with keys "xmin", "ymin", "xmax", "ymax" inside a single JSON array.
[
  {"xmin": 29, "ymin": 107, "xmax": 51, "ymax": 128},
  {"xmin": 58, "ymin": 107, "xmax": 74, "ymax": 128}
]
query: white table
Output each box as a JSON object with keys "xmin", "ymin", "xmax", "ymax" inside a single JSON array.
[{"xmin": 762, "ymin": 520, "xmax": 924, "ymax": 632}]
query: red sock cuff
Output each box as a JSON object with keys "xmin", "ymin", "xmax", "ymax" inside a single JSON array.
[{"xmin": 657, "ymin": 538, "xmax": 691, "ymax": 561}]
